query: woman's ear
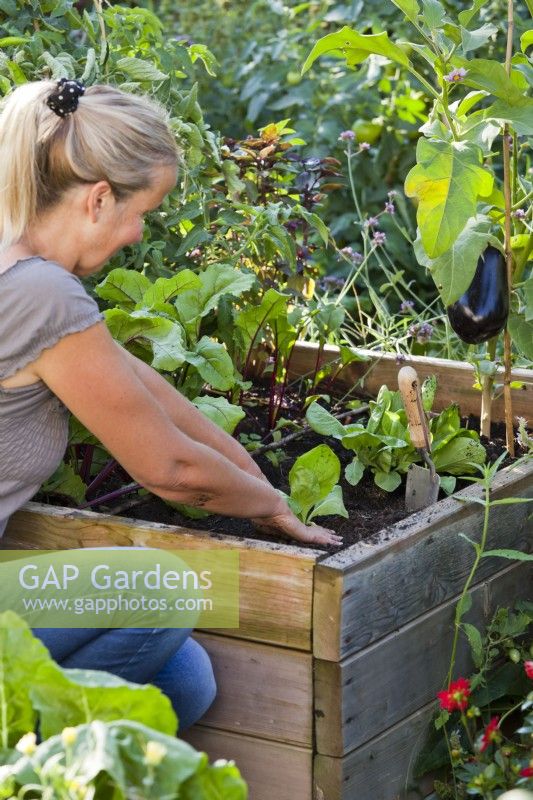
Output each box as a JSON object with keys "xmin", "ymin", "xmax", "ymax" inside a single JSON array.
[{"xmin": 86, "ymin": 181, "xmax": 115, "ymax": 223}]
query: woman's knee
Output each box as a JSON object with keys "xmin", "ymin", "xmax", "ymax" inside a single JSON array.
[{"xmin": 152, "ymin": 637, "xmax": 217, "ymax": 731}]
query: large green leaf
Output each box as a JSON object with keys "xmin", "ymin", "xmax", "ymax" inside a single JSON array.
[
  {"xmin": 462, "ymin": 59, "xmax": 527, "ymax": 104},
  {"xmin": 31, "ymin": 664, "xmax": 177, "ymax": 741},
  {"xmin": 141, "ymin": 270, "xmax": 201, "ymax": 307},
  {"xmin": 104, "ymin": 309, "xmax": 187, "ymax": 371},
  {"xmin": 508, "ymin": 312, "xmax": 533, "ymax": 360},
  {"xmin": 458, "ymin": 0, "xmax": 488, "ymax": 27},
  {"xmin": 192, "ymin": 395, "xmax": 245, "ymax": 434},
  {"xmin": 40, "ymin": 462, "xmax": 86, "ymax": 504},
  {"xmin": 234, "ymin": 288, "xmax": 290, "ymax": 346},
  {"xmin": 413, "ymin": 215, "xmax": 498, "ymax": 305},
  {"xmin": 197, "ymin": 263, "xmax": 256, "ymax": 317},
  {"xmin": 405, "ymin": 139, "xmax": 493, "ymax": 258},
  {"xmin": 302, "ymin": 26, "xmax": 410, "ymax": 75},
  {"xmin": 186, "ymin": 337, "xmax": 235, "ymax": 391},
  {"xmin": 116, "ymin": 56, "xmax": 167, "ymax": 82},
  {"xmin": 0, "ymin": 612, "xmax": 52, "ymax": 747},
  {"xmin": 460, "ymin": 23, "xmax": 498, "ymax": 53},
  {"xmin": 485, "ymin": 98, "xmax": 533, "ymax": 136},
  {"xmin": 95, "ymin": 268, "xmax": 152, "ymax": 310},
  {"xmin": 390, "ymin": 0, "xmax": 420, "ymax": 24}
]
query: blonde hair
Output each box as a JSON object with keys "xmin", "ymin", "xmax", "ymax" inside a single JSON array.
[{"xmin": 0, "ymin": 80, "xmax": 180, "ymax": 250}]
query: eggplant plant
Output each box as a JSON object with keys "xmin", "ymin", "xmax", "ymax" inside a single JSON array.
[{"xmin": 303, "ymin": 0, "xmax": 533, "ymax": 447}]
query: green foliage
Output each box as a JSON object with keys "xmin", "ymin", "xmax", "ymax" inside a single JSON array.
[
  {"xmin": 0, "ymin": 611, "xmax": 246, "ymax": 798},
  {"xmin": 306, "ymin": 377, "xmax": 486, "ymax": 491},
  {"xmin": 287, "ymin": 443, "xmax": 347, "ymax": 523}
]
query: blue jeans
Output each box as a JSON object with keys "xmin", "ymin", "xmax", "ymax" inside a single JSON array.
[{"xmin": 33, "ymin": 626, "xmax": 216, "ymax": 731}]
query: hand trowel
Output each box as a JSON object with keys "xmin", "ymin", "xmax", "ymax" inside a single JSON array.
[{"xmin": 398, "ymin": 366, "xmax": 440, "ymax": 512}]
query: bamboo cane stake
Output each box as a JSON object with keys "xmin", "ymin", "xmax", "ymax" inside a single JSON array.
[{"xmin": 502, "ymin": 0, "xmax": 515, "ymax": 456}]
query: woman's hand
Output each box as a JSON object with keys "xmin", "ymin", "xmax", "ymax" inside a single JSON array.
[{"xmin": 251, "ymin": 511, "xmax": 343, "ymax": 547}]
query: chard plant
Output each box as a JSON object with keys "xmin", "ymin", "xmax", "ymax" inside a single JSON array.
[
  {"xmin": 0, "ymin": 611, "xmax": 246, "ymax": 799},
  {"xmin": 303, "ymin": 0, "xmax": 533, "ymax": 450},
  {"xmin": 306, "ymin": 377, "xmax": 487, "ymax": 492}
]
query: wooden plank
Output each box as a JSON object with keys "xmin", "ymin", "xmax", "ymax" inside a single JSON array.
[
  {"xmin": 313, "ymin": 458, "xmax": 533, "ymax": 661},
  {"xmin": 314, "ymin": 562, "xmax": 532, "ymax": 756},
  {"xmin": 2, "ymin": 503, "xmax": 319, "ymax": 650},
  {"xmin": 289, "ymin": 341, "xmax": 533, "ymax": 420},
  {"xmin": 314, "ymin": 701, "xmax": 436, "ymax": 800},
  {"xmin": 182, "ymin": 726, "xmax": 313, "ymax": 800},
  {"xmin": 192, "ymin": 632, "xmax": 313, "ymax": 746}
]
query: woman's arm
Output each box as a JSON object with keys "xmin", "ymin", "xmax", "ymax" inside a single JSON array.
[
  {"xmin": 33, "ymin": 323, "xmax": 342, "ymax": 546},
  {"xmin": 116, "ymin": 344, "xmax": 265, "ymax": 481}
]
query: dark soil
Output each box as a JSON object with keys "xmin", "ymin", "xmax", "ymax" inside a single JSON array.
[{"xmin": 38, "ymin": 388, "xmax": 523, "ymax": 553}]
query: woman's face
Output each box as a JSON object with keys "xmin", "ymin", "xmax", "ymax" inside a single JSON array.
[{"xmin": 74, "ymin": 164, "xmax": 178, "ymax": 276}]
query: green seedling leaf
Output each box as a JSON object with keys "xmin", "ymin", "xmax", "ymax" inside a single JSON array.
[
  {"xmin": 481, "ymin": 549, "xmax": 533, "ymax": 561},
  {"xmin": 345, "ymin": 457, "xmax": 365, "ymax": 486},
  {"xmin": 374, "ymin": 470, "xmax": 402, "ymax": 492},
  {"xmin": 439, "ymin": 475, "xmax": 456, "ymax": 495},
  {"xmin": 309, "ymin": 484, "xmax": 348, "ymax": 520},
  {"xmin": 192, "ymin": 396, "xmax": 245, "ymax": 434},
  {"xmin": 289, "ymin": 444, "xmax": 342, "ymax": 522},
  {"xmin": 306, "ymin": 402, "xmax": 346, "ymax": 438},
  {"xmin": 405, "ymin": 139, "xmax": 493, "ymax": 258},
  {"xmin": 414, "ymin": 216, "xmax": 498, "ymax": 305},
  {"xmin": 302, "ymin": 26, "xmax": 411, "ymax": 75}
]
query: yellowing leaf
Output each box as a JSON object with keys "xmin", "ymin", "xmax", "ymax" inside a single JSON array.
[{"xmin": 405, "ymin": 139, "xmax": 493, "ymax": 258}]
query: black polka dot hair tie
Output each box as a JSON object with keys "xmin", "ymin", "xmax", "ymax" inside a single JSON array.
[{"xmin": 46, "ymin": 78, "xmax": 85, "ymax": 117}]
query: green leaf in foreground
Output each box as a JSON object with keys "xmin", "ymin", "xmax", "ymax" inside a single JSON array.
[
  {"xmin": 31, "ymin": 663, "xmax": 177, "ymax": 741},
  {"xmin": 405, "ymin": 139, "xmax": 493, "ymax": 258},
  {"xmin": 289, "ymin": 444, "xmax": 342, "ymax": 522},
  {"xmin": 508, "ymin": 312, "xmax": 533, "ymax": 360}
]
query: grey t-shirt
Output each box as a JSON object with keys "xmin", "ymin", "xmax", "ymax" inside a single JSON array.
[{"xmin": 0, "ymin": 257, "xmax": 104, "ymax": 533}]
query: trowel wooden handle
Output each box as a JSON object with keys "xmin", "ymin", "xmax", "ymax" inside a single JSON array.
[{"xmin": 398, "ymin": 366, "xmax": 430, "ymax": 450}]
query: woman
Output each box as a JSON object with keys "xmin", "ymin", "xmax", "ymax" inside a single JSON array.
[{"xmin": 0, "ymin": 78, "xmax": 342, "ymax": 730}]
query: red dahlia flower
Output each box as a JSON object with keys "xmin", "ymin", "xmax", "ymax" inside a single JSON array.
[
  {"xmin": 479, "ymin": 716, "xmax": 500, "ymax": 752},
  {"xmin": 520, "ymin": 766, "xmax": 533, "ymax": 778},
  {"xmin": 437, "ymin": 677, "xmax": 471, "ymax": 712},
  {"xmin": 524, "ymin": 661, "xmax": 533, "ymax": 679}
]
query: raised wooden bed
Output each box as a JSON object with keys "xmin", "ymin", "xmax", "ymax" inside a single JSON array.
[{"xmin": 2, "ymin": 345, "xmax": 532, "ymax": 800}]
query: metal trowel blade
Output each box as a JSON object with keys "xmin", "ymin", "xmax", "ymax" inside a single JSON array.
[{"xmin": 405, "ymin": 463, "xmax": 440, "ymax": 512}]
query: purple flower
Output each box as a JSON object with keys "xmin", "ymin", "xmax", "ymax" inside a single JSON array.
[
  {"xmin": 365, "ymin": 216, "xmax": 379, "ymax": 228},
  {"xmin": 388, "ymin": 190, "xmax": 397, "ymax": 198},
  {"xmin": 339, "ymin": 130, "xmax": 356, "ymax": 141},
  {"xmin": 512, "ymin": 208, "xmax": 526, "ymax": 220},
  {"xmin": 340, "ymin": 246, "xmax": 363, "ymax": 263},
  {"xmin": 384, "ymin": 201, "xmax": 395, "ymax": 214},
  {"xmin": 400, "ymin": 300, "xmax": 415, "ymax": 313},
  {"xmin": 372, "ymin": 230, "xmax": 387, "ymax": 246},
  {"xmin": 444, "ymin": 67, "xmax": 467, "ymax": 83},
  {"xmin": 319, "ymin": 275, "xmax": 345, "ymax": 291},
  {"xmin": 409, "ymin": 321, "xmax": 434, "ymax": 343},
  {"xmin": 359, "ymin": 141, "xmax": 371, "ymax": 151}
]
